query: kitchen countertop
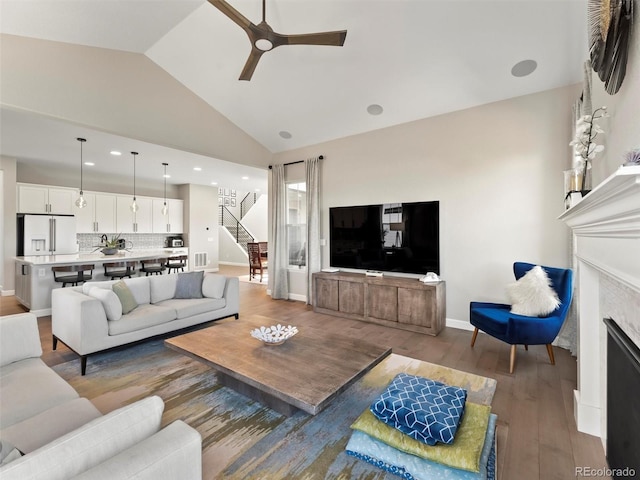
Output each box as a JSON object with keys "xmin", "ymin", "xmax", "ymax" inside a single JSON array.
[{"xmin": 15, "ymin": 248, "xmax": 188, "ymax": 266}]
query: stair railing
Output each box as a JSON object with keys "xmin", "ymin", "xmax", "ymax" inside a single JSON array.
[
  {"xmin": 219, "ymin": 206, "xmax": 254, "ymax": 252},
  {"xmin": 240, "ymin": 192, "xmax": 259, "ymax": 219}
]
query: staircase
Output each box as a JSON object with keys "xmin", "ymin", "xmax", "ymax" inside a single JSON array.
[
  {"xmin": 219, "ymin": 206, "xmax": 254, "ymax": 253},
  {"xmin": 240, "ymin": 192, "xmax": 259, "ymax": 219}
]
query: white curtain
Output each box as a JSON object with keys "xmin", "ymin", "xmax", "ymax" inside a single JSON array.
[
  {"xmin": 305, "ymin": 157, "xmax": 321, "ymax": 305},
  {"xmin": 270, "ymin": 164, "xmax": 289, "ymax": 299}
]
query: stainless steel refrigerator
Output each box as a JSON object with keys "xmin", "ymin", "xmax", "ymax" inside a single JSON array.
[{"xmin": 17, "ymin": 214, "xmax": 77, "ymax": 256}]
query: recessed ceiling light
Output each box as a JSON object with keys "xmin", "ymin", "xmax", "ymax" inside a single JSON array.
[
  {"xmin": 242, "ymin": 176, "xmax": 249, "ymax": 180},
  {"xmin": 211, "ymin": 181, "xmax": 218, "ymax": 185},
  {"xmin": 193, "ymin": 167, "xmax": 202, "ymax": 171},
  {"xmin": 163, "ymin": 174, "xmax": 171, "ymax": 178},
  {"xmin": 511, "ymin": 59, "xmax": 537, "ymax": 77},
  {"xmin": 110, "ymin": 151, "xmax": 121, "ymax": 156},
  {"xmin": 367, "ymin": 104, "xmax": 384, "ymax": 115},
  {"xmin": 255, "ymin": 188, "xmax": 260, "ymax": 192},
  {"xmin": 84, "ymin": 162, "xmax": 94, "ymax": 166}
]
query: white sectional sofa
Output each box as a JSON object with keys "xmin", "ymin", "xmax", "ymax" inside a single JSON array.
[
  {"xmin": 51, "ymin": 272, "xmax": 239, "ymax": 375},
  {"xmin": 0, "ymin": 313, "xmax": 202, "ymax": 480}
]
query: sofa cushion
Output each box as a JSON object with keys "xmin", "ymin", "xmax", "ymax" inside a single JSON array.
[
  {"xmin": 0, "ymin": 358, "xmax": 79, "ymax": 429},
  {"xmin": 0, "ymin": 396, "xmax": 164, "ymax": 480},
  {"xmin": 0, "ymin": 314, "xmax": 42, "ymax": 367},
  {"xmin": 122, "ymin": 277, "xmax": 151, "ymax": 305},
  {"xmin": 82, "ymin": 280, "xmax": 116, "ymax": 295},
  {"xmin": 112, "ymin": 281, "xmax": 138, "ymax": 315},
  {"xmin": 0, "ymin": 398, "xmax": 102, "ymax": 454},
  {"xmin": 202, "ymin": 274, "xmax": 226, "ymax": 299},
  {"xmin": 107, "ymin": 304, "xmax": 177, "ymax": 336},
  {"xmin": 149, "ymin": 275, "xmax": 178, "ymax": 304},
  {"xmin": 0, "ymin": 440, "xmax": 22, "ymax": 466},
  {"xmin": 87, "ymin": 287, "xmax": 122, "ymax": 321},
  {"xmin": 174, "ymin": 271, "xmax": 204, "ymax": 299},
  {"xmin": 156, "ymin": 298, "xmax": 226, "ymax": 320}
]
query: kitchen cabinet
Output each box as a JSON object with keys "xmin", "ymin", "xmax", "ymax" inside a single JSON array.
[
  {"xmin": 18, "ymin": 184, "xmax": 76, "ymax": 215},
  {"xmin": 116, "ymin": 196, "xmax": 153, "ymax": 233},
  {"xmin": 15, "ymin": 262, "xmax": 32, "ymax": 309},
  {"xmin": 152, "ymin": 199, "xmax": 183, "ymax": 233},
  {"xmin": 76, "ymin": 192, "xmax": 117, "ymax": 233}
]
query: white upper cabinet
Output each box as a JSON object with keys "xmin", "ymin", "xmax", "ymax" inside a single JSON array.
[
  {"xmin": 18, "ymin": 184, "xmax": 76, "ymax": 215},
  {"xmin": 152, "ymin": 198, "xmax": 184, "ymax": 234},
  {"xmin": 76, "ymin": 193, "xmax": 117, "ymax": 233},
  {"xmin": 116, "ymin": 195, "xmax": 153, "ymax": 233}
]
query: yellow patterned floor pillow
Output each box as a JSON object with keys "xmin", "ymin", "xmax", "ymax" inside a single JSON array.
[{"xmin": 350, "ymin": 401, "xmax": 491, "ymax": 473}]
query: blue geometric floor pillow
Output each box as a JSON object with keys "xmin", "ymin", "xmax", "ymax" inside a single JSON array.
[{"xmin": 370, "ymin": 372, "xmax": 468, "ymax": 445}]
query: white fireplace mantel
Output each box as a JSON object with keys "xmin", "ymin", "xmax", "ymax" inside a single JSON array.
[{"xmin": 559, "ymin": 165, "xmax": 640, "ymax": 441}]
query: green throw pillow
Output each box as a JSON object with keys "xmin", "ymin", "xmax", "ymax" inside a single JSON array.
[
  {"xmin": 350, "ymin": 401, "xmax": 491, "ymax": 473},
  {"xmin": 112, "ymin": 280, "xmax": 138, "ymax": 315}
]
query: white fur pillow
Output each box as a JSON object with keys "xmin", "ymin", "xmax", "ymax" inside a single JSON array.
[{"xmin": 506, "ymin": 266, "xmax": 560, "ymax": 316}]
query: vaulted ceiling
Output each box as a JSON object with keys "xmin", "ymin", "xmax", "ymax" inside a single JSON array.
[{"xmin": 0, "ymin": 0, "xmax": 587, "ymax": 189}]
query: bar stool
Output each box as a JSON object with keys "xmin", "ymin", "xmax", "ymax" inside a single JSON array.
[
  {"xmin": 166, "ymin": 255, "xmax": 188, "ymax": 274},
  {"xmin": 52, "ymin": 264, "xmax": 95, "ymax": 287},
  {"xmin": 103, "ymin": 261, "xmax": 138, "ymax": 280},
  {"xmin": 139, "ymin": 258, "xmax": 167, "ymax": 276}
]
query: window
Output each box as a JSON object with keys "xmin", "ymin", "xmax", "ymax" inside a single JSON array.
[{"xmin": 286, "ymin": 182, "xmax": 306, "ymax": 268}]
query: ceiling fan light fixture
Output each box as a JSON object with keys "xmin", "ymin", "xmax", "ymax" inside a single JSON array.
[
  {"xmin": 75, "ymin": 137, "xmax": 87, "ymax": 209},
  {"xmin": 255, "ymin": 38, "xmax": 273, "ymax": 51}
]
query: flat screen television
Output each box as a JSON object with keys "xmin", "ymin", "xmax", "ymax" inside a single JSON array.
[{"xmin": 329, "ymin": 201, "xmax": 439, "ymax": 275}]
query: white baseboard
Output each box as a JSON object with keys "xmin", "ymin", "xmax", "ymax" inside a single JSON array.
[
  {"xmin": 288, "ymin": 293, "xmax": 307, "ymax": 302},
  {"xmin": 219, "ymin": 261, "xmax": 249, "ymax": 267},
  {"xmin": 445, "ymin": 318, "xmax": 475, "ymax": 331},
  {"xmin": 29, "ymin": 308, "xmax": 51, "ymax": 318},
  {"xmin": 1, "ymin": 289, "xmax": 16, "ymax": 297}
]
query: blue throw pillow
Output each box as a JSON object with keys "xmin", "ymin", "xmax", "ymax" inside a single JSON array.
[{"xmin": 370, "ymin": 373, "xmax": 467, "ymax": 445}]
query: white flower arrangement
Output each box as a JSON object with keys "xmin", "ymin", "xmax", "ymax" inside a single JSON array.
[
  {"xmin": 569, "ymin": 106, "xmax": 609, "ymax": 192},
  {"xmin": 250, "ymin": 324, "xmax": 298, "ymax": 344}
]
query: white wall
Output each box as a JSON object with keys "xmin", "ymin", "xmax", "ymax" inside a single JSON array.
[
  {"xmin": 242, "ymin": 194, "xmax": 268, "ymax": 242},
  {"xmin": 181, "ymin": 184, "xmax": 219, "ymax": 271},
  {"xmin": 590, "ymin": 14, "xmax": 640, "ymax": 184},
  {"xmin": 1, "ymin": 34, "xmax": 271, "ymax": 169},
  {"xmin": 272, "ymin": 85, "xmax": 580, "ymax": 323},
  {"xmin": 0, "ymin": 156, "xmax": 17, "ymax": 294},
  {"xmin": 218, "ymin": 229, "xmax": 249, "ymax": 266}
]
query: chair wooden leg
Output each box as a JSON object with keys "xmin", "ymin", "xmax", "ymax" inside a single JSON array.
[
  {"xmin": 81, "ymin": 355, "xmax": 88, "ymax": 376},
  {"xmin": 546, "ymin": 344, "xmax": 556, "ymax": 365},
  {"xmin": 510, "ymin": 344, "xmax": 517, "ymax": 374},
  {"xmin": 470, "ymin": 328, "xmax": 479, "ymax": 347}
]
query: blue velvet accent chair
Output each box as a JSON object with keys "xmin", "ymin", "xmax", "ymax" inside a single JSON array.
[{"xmin": 470, "ymin": 262, "xmax": 573, "ymax": 373}]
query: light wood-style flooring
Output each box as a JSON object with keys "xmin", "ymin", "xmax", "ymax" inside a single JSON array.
[{"xmin": 3, "ymin": 265, "xmax": 609, "ymax": 479}]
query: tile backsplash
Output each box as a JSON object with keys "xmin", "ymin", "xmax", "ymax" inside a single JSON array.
[{"xmin": 78, "ymin": 233, "xmax": 171, "ymax": 252}]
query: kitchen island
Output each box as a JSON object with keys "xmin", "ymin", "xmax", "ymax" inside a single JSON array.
[{"xmin": 14, "ymin": 248, "xmax": 188, "ymax": 316}]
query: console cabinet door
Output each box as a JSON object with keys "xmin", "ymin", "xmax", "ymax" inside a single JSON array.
[
  {"xmin": 368, "ymin": 284, "xmax": 398, "ymax": 322},
  {"xmin": 315, "ymin": 277, "xmax": 339, "ymax": 311},
  {"xmin": 338, "ymin": 280, "xmax": 365, "ymax": 317}
]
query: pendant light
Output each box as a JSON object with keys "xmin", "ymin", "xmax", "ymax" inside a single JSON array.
[
  {"xmin": 161, "ymin": 162, "xmax": 169, "ymax": 216},
  {"xmin": 75, "ymin": 138, "xmax": 87, "ymax": 208},
  {"xmin": 130, "ymin": 151, "xmax": 139, "ymax": 212}
]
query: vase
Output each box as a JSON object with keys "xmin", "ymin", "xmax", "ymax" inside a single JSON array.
[{"xmin": 101, "ymin": 247, "xmax": 118, "ymax": 255}]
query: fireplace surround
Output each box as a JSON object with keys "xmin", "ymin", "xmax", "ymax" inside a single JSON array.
[{"xmin": 559, "ymin": 165, "xmax": 640, "ymax": 445}]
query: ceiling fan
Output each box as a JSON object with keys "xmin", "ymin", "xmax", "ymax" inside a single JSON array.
[{"xmin": 208, "ymin": 0, "xmax": 347, "ymax": 81}]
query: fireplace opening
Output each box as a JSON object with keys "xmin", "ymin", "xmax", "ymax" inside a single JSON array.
[{"xmin": 605, "ymin": 317, "xmax": 640, "ymax": 478}]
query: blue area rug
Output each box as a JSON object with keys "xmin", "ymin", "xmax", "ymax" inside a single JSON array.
[{"xmin": 53, "ymin": 339, "xmax": 497, "ymax": 479}]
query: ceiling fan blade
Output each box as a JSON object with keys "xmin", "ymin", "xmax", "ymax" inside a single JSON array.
[
  {"xmin": 276, "ymin": 30, "xmax": 347, "ymax": 47},
  {"xmin": 239, "ymin": 49, "xmax": 264, "ymax": 81},
  {"xmin": 208, "ymin": 0, "xmax": 253, "ymax": 32}
]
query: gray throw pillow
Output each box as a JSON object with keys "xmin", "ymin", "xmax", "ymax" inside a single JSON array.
[
  {"xmin": 112, "ymin": 280, "xmax": 138, "ymax": 314},
  {"xmin": 174, "ymin": 271, "xmax": 204, "ymax": 299}
]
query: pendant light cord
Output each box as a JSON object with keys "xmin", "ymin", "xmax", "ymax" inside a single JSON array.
[
  {"xmin": 132, "ymin": 152, "xmax": 138, "ymax": 200},
  {"xmin": 77, "ymin": 137, "xmax": 86, "ymax": 193},
  {"xmin": 162, "ymin": 163, "xmax": 168, "ymax": 207}
]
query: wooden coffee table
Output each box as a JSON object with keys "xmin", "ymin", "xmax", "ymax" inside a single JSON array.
[{"xmin": 165, "ymin": 315, "xmax": 391, "ymax": 416}]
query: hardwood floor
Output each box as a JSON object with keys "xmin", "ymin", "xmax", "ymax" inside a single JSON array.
[{"xmin": 14, "ymin": 265, "xmax": 609, "ymax": 479}]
